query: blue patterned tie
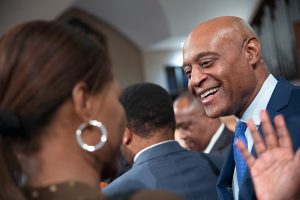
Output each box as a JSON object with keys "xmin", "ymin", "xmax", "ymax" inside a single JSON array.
[{"xmin": 233, "ymin": 120, "xmax": 248, "ymax": 186}]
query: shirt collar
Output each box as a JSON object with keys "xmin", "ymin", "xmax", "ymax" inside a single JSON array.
[
  {"xmin": 204, "ymin": 123, "xmax": 225, "ymax": 153},
  {"xmin": 133, "ymin": 140, "xmax": 174, "ymax": 163},
  {"xmin": 241, "ymin": 74, "xmax": 277, "ymax": 125}
]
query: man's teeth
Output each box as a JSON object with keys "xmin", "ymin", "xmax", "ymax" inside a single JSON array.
[{"xmin": 201, "ymin": 87, "xmax": 219, "ymax": 99}]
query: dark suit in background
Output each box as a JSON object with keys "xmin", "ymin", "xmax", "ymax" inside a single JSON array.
[
  {"xmin": 104, "ymin": 141, "xmax": 223, "ymax": 200},
  {"xmin": 210, "ymin": 126, "xmax": 233, "ymax": 155}
]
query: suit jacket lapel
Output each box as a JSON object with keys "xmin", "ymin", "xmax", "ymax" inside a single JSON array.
[
  {"xmin": 238, "ymin": 170, "xmax": 255, "ymax": 200},
  {"xmin": 217, "ymin": 145, "xmax": 235, "ymax": 200},
  {"xmin": 211, "ymin": 126, "xmax": 233, "ymax": 154},
  {"xmin": 266, "ymin": 78, "xmax": 292, "ymax": 113}
]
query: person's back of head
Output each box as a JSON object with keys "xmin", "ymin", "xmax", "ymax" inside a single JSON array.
[
  {"xmin": 120, "ymin": 83, "xmax": 176, "ymax": 138},
  {"xmin": 0, "ymin": 20, "xmax": 125, "ymax": 200},
  {"xmin": 119, "ymin": 83, "xmax": 176, "ymax": 163}
]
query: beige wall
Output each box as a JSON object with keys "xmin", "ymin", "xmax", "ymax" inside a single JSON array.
[
  {"xmin": 0, "ymin": 0, "xmax": 74, "ymax": 36},
  {"xmin": 70, "ymin": 10, "xmax": 144, "ymax": 88},
  {"xmin": 97, "ymin": 20, "xmax": 144, "ymax": 88},
  {"xmin": 220, "ymin": 116, "xmax": 237, "ymax": 132},
  {"xmin": 143, "ymin": 49, "xmax": 183, "ymax": 91}
]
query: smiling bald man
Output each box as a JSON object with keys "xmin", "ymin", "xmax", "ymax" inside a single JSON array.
[{"xmin": 183, "ymin": 16, "xmax": 300, "ymax": 200}]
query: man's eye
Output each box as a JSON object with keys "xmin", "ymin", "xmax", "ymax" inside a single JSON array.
[
  {"xmin": 200, "ymin": 60, "xmax": 214, "ymax": 68},
  {"xmin": 183, "ymin": 66, "xmax": 192, "ymax": 79}
]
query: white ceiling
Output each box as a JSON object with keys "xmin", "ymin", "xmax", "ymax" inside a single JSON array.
[
  {"xmin": 73, "ymin": 0, "xmax": 262, "ymax": 50},
  {"xmin": 0, "ymin": 0, "xmax": 262, "ymax": 50}
]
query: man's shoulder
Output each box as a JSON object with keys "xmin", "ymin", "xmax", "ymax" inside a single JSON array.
[
  {"xmin": 279, "ymin": 81, "xmax": 300, "ymax": 115},
  {"xmin": 277, "ymin": 78, "xmax": 300, "ymax": 93},
  {"xmin": 270, "ymin": 78, "xmax": 300, "ymax": 149},
  {"xmin": 103, "ymin": 170, "xmax": 148, "ymax": 195},
  {"xmin": 268, "ymin": 78, "xmax": 300, "ymax": 112},
  {"xmin": 139, "ymin": 144, "xmax": 223, "ymax": 176}
]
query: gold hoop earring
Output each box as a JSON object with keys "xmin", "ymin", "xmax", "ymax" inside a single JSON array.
[{"xmin": 76, "ymin": 120, "xmax": 107, "ymax": 152}]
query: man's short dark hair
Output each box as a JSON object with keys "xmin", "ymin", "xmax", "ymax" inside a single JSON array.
[{"xmin": 120, "ymin": 83, "xmax": 176, "ymax": 138}]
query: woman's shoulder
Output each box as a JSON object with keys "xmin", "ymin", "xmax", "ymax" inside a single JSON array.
[
  {"xmin": 23, "ymin": 181, "xmax": 183, "ymax": 200},
  {"xmin": 23, "ymin": 181, "xmax": 106, "ymax": 200}
]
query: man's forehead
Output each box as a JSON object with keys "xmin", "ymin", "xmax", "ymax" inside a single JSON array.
[
  {"xmin": 175, "ymin": 110, "xmax": 197, "ymax": 123},
  {"xmin": 183, "ymin": 27, "xmax": 241, "ymax": 65},
  {"xmin": 175, "ymin": 104, "xmax": 205, "ymax": 118}
]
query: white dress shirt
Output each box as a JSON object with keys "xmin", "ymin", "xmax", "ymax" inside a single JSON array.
[
  {"xmin": 204, "ymin": 123, "xmax": 225, "ymax": 153},
  {"xmin": 232, "ymin": 74, "xmax": 277, "ymax": 199}
]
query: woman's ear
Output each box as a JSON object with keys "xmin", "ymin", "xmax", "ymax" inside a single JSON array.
[
  {"xmin": 245, "ymin": 37, "xmax": 261, "ymax": 66},
  {"xmin": 72, "ymin": 82, "xmax": 92, "ymax": 121}
]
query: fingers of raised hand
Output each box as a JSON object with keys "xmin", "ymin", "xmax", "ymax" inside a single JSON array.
[
  {"xmin": 260, "ymin": 110, "xmax": 279, "ymax": 149},
  {"xmin": 247, "ymin": 118, "xmax": 266, "ymax": 155},
  {"xmin": 274, "ymin": 114, "xmax": 292, "ymax": 149}
]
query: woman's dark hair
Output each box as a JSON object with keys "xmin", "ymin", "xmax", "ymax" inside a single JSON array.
[{"xmin": 0, "ymin": 20, "xmax": 113, "ymax": 199}]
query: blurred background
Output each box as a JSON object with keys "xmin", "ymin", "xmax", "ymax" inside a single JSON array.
[{"xmin": 1, "ymin": 0, "xmax": 300, "ymax": 102}]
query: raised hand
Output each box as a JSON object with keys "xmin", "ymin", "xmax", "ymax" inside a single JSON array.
[{"xmin": 236, "ymin": 110, "xmax": 300, "ymax": 200}]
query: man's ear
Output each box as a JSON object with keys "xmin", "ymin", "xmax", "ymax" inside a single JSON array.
[
  {"xmin": 122, "ymin": 127, "xmax": 133, "ymax": 146},
  {"xmin": 72, "ymin": 81, "xmax": 92, "ymax": 121},
  {"xmin": 245, "ymin": 37, "xmax": 261, "ymax": 66}
]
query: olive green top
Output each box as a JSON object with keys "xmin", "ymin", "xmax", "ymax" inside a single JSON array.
[
  {"xmin": 22, "ymin": 181, "xmax": 184, "ymax": 200},
  {"xmin": 23, "ymin": 181, "xmax": 106, "ymax": 200}
]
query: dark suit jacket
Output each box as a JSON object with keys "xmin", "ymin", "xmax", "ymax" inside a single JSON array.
[
  {"xmin": 104, "ymin": 141, "xmax": 223, "ymax": 200},
  {"xmin": 210, "ymin": 126, "xmax": 234, "ymax": 155},
  {"xmin": 217, "ymin": 78, "xmax": 300, "ymax": 200}
]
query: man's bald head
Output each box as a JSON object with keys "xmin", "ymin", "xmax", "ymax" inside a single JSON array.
[
  {"xmin": 174, "ymin": 92, "xmax": 204, "ymax": 113},
  {"xmin": 186, "ymin": 16, "xmax": 257, "ymax": 45},
  {"xmin": 182, "ymin": 16, "xmax": 269, "ymax": 118}
]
